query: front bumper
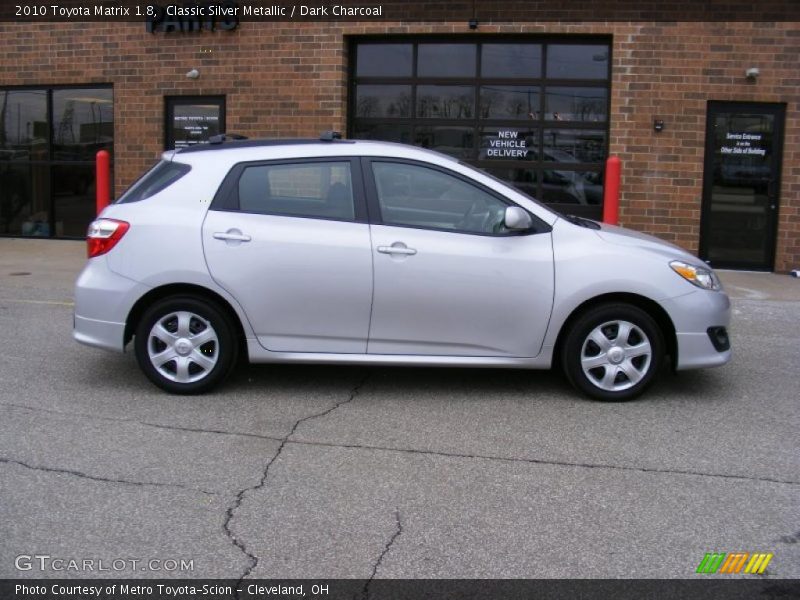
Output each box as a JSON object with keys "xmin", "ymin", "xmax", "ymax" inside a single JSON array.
[{"xmin": 662, "ymin": 289, "xmax": 732, "ymax": 370}]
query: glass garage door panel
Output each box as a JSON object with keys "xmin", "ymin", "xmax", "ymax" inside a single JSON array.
[{"xmin": 350, "ymin": 38, "xmax": 610, "ymax": 219}]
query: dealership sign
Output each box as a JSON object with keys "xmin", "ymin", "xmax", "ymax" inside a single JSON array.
[
  {"xmin": 146, "ymin": 1, "xmax": 240, "ymax": 32},
  {"xmin": 486, "ymin": 130, "xmax": 529, "ymax": 159}
]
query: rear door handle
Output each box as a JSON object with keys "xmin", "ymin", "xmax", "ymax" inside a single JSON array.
[
  {"xmin": 213, "ymin": 231, "xmax": 251, "ymax": 242},
  {"xmin": 377, "ymin": 245, "xmax": 417, "ymax": 256}
]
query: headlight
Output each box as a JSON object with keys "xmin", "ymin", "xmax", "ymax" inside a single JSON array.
[{"xmin": 669, "ymin": 260, "xmax": 721, "ymax": 291}]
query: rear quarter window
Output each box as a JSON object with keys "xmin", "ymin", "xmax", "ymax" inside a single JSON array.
[{"xmin": 117, "ymin": 161, "xmax": 191, "ymax": 204}]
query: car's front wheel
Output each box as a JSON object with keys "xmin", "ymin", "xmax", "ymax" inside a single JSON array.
[
  {"xmin": 561, "ymin": 303, "xmax": 664, "ymax": 401},
  {"xmin": 134, "ymin": 296, "xmax": 237, "ymax": 394}
]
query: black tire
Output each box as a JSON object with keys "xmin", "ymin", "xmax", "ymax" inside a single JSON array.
[
  {"xmin": 134, "ymin": 296, "xmax": 238, "ymax": 394},
  {"xmin": 561, "ymin": 303, "xmax": 664, "ymax": 402}
]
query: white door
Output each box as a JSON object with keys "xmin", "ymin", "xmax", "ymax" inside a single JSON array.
[
  {"xmin": 202, "ymin": 159, "xmax": 373, "ymax": 353},
  {"xmin": 366, "ymin": 160, "xmax": 554, "ymax": 357}
]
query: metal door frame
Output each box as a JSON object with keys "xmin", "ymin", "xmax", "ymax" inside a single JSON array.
[{"xmin": 699, "ymin": 100, "xmax": 785, "ymax": 271}]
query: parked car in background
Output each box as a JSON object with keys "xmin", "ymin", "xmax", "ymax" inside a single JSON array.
[{"xmin": 73, "ymin": 134, "xmax": 731, "ymax": 401}]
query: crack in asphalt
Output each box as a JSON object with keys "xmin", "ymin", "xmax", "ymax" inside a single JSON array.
[
  {"xmin": 777, "ymin": 530, "xmax": 800, "ymax": 544},
  {"xmin": 286, "ymin": 438, "xmax": 800, "ymax": 487},
  {"xmin": 0, "ymin": 456, "xmax": 215, "ymax": 495},
  {"xmin": 223, "ymin": 371, "xmax": 371, "ymax": 592},
  {"xmin": 0, "ymin": 402, "xmax": 282, "ymax": 442},
  {"xmin": 3, "ymin": 400, "xmax": 797, "ymax": 487},
  {"xmin": 361, "ymin": 510, "xmax": 402, "ymax": 600}
]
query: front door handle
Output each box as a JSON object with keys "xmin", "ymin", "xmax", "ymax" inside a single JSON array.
[
  {"xmin": 377, "ymin": 245, "xmax": 417, "ymax": 256},
  {"xmin": 213, "ymin": 231, "xmax": 251, "ymax": 242}
]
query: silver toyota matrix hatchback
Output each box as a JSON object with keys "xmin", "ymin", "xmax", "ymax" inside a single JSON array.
[{"xmin": 74, "ymin": 133, "xmax": 731, "ymax": 401}]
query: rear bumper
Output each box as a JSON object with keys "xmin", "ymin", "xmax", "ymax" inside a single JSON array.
[
  {"xmin": 73, "ymin": 314, "xmax": 126, "ymax": 352},
  {"xmin": 662, "ymin": 289, "xmax": 732, "ymax": 370},
  {"xmin": 73, "ymin": 256, "xmax": 150, "ymax": 352}
]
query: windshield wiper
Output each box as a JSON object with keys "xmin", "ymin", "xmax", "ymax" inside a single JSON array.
[{"xmin": 563, "ymin": 214, "xmax": 601, "ymax": 230}]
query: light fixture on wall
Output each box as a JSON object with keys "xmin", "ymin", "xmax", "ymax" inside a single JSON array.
[
  {"xmin": 186, "ymin": 69, "xmax": 200, "ymax": 80},
  {"xmin": 653, "ymin": 118, "xmax": 664, "ymax": 133},
  {"xmin": 745, "ymin": 67, "xmax": 760, "ymax": 80}
]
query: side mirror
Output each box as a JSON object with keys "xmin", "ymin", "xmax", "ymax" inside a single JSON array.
[{"xmin": 504, "ymin": 206, "xmax": 533, "ymax": 231}]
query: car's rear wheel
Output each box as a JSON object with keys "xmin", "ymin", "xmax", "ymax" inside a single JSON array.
[
  {"xmin": 561, "ymin": 303, "xmax": 664, "ymax": 401},
  {"xmin": 134, "ymin": 296, "xmax": 237, "ymax": 394}
]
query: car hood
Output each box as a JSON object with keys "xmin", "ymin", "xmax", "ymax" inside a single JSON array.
[{"xmin": 592, "ymin": 222, "xmax": 700, "ymax": 263}]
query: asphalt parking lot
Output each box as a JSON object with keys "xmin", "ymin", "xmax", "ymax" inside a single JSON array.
[{"xmin": 0, "ymin": 237, "xmax": 798, "ymax": 581}]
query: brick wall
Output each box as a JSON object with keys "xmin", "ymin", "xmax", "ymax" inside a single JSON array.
[
  {"xmin": 607, "ymin": 21, "xmax": 799, "ymax": 272},
  {"xmin": 0, "ymin": 20, "xmax": 797, "ymax": 270}
]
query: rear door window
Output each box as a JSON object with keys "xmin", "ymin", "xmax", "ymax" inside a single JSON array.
[{"xmin": 236, "ymin": 161, "xmax": 355, "ymax": 222}]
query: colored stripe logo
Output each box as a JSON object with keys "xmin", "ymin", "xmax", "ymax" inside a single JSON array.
[{"xmin": 696, "ymin": 552, "xmax": 773, "ymax": 574}]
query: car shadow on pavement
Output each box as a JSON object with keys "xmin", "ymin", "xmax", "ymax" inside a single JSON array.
[
  {"xmin": 231, "ymin": 361, "xmax": 566, "ymax": 394},
  {"xmin": 649, "ymin": 366, "xmax": 730, "ymax": 401},
  {"xmin": 72, "ymin": 350, "xmax": 730, "ymax": 406}
]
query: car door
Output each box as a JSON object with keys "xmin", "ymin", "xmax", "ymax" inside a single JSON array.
[
  {"xmin": 364, "ymin": 159, "xmax": 554, "ymax": 357},
  {"xmin": 202, "ymin": 157, "xmax": 373, "ymax": 353}
]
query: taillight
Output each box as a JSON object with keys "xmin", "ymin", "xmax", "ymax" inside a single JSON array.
[{"xmin": 87, "ymin": 219, "xmax": 130, "ymax": 258}]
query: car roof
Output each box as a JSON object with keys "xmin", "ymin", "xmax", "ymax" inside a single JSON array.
[
  {"xmin": 166, "ymin": 138, "xmax": 461, "ymax": 167},
  {"xmin": 176, "ymin": 137, "xmax": 356, "ymax": 154}
]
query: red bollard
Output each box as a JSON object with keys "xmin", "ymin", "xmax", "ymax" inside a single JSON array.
[
  {"xmin": 96, "ymin": 150, "xmax": 111, "ymax": 216},
  {"xmin": 602, "ymin": 155, "xmax": 621, "ymax": 225}
]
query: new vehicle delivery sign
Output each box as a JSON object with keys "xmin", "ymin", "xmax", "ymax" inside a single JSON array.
[{"xmin": 486, "ymin": 130, "xmax": 529, "ymax": 159}]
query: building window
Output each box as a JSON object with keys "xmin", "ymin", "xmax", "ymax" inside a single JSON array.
[
  {"xmin": 0, "ymin": 86, "xmax": 113, "ymax": 238},
  {"xmin": 350, "ymin": 38, "xmax": 610, "ymax": 218},
  {"xmin": 165, "ymin": 96, "xmax": 225, "ymax": 150}
]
